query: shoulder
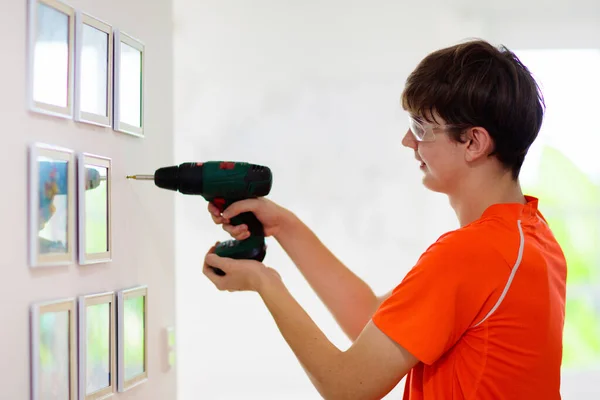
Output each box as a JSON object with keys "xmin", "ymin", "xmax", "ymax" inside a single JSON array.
[
  {"xmin": 403, "ymin": 217, "xmax": 516, "ymax": 293},
  {"xmin": 421, "ymin": 216, "xmax": 512, "ymax": 266},
  {"xmin": 373, "ymin": 219, "xmax": 515, "ymax": 363}
]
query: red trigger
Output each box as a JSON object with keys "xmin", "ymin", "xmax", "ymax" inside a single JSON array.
[{"xmin": 213, "ymin": 197, "xmax": 226, "ymax": 212}]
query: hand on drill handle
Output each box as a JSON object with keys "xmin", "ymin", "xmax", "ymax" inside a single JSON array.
[
  {"xmin": 208, "ymin": 197, "xmax": 289, "ymax": 240},
  {"xmin": 202, "ymin": 241, "xmax": 281, "ymax": 292},
  {"xmin": 206, "ymin": 197, "xmax": 290, "ymax": 283}
]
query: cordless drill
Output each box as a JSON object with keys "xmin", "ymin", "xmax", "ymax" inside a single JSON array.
[{"xmin": 127, "ymin": 161, "xmax": 272, "ymax": 276}]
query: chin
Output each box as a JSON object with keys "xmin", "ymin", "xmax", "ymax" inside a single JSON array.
[{"xmin": 422, "ymin": 174, "xmax": 447, "ymax": 194}]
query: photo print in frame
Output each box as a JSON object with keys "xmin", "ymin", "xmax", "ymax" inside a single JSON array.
[
  {"xmin": 116, "ymin": 286, "xmax": 148, "ymax": 392},
  {"xmin": 29, "ymin": 143, "xmax": 76, "ymax": 267},
  {"xmin": 113, "ymin": 30, "xmax": 144, "ymax": 137},
  {"xmin": 30, "ymin": 297, "xmax": 77, "ymax": 400},
  {"xmin": 27, "ymin": 0, "xmax": 75, "ymax": 118},
  {"xmin": 78, "ymin": 153, "xmax": 112, "ymax": 265},
  {"xmin": 74, "ymin": 12, "xmax": 113, "ymax": 127},
  {"xmin": 78, "ymin": 291, "xmax": 116, "ymax": 399}
]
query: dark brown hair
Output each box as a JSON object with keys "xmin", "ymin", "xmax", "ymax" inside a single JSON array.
[{"xmin": 401, "ymin": 39, "xmax": 545, "ymax": 179}]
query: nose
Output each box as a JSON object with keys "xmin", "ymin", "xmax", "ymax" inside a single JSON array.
[{"xmin": 402, "ymin": 129, "xmax": 417, "ymax": 150}]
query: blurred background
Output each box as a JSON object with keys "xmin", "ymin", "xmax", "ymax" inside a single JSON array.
[
  {"xmin": 173, "ymin": 0, "xmax": 600, "ymax": 399},
  {"xmin": 4, "ymin": 0, "xmax": 597, "ymax": 398}
]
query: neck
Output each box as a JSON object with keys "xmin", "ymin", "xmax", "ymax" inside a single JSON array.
[{"xmin": 448, "ymin": 170, "xmax": 526, "ymax": 227}]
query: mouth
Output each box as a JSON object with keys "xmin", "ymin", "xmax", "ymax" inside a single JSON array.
[{"xmin": 415, "ymin": 153, "xmax": 426, "ymax": 169}]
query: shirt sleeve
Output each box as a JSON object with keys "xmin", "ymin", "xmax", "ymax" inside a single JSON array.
[{"xmin": 372, "ymin": 228, "xmax": 508, "ymax": 365}]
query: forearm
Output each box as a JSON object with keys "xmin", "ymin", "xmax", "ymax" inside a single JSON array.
[
  {"xmin": 275, "ymin": 210, "xmax": 379, "ymax": 340},
  {"xmin": 257, "ymin": 275, "xmax": 356, "ymax": 399}
]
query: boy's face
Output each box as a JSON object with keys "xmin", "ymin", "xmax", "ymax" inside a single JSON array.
[{"xmin": 402, "ymin": 115, "xmax": 467, "ymax": 195}]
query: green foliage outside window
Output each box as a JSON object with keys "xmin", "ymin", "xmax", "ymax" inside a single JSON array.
[{"xmin": 523, "ymin": 145, "xmax": 600, "ymax": 368}]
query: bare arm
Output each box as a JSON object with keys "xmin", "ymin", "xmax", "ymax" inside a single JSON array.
[
  {"xmin": 276, "ymin": 210, "xmax": 392, "ymax": 341},
  {"xmin": 202, "ymin": 254, "xmax": 418, "ymax": 400},
  {"xmin": 260, "ymin": 276, "xmax": 415, "ymax": 400},
  {"xmin": 212, "ymin": 199, "xmax": 392, "ymax": 341}
]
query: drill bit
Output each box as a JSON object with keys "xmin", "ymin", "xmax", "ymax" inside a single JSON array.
[{"xmin": 126, "ymin": 175, "xmax": 154, "ymax": 180}]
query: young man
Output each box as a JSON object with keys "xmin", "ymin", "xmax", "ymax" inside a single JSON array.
[{"xmin": 203, "ymin": 39, "xmax": 567, "ymax": 399}]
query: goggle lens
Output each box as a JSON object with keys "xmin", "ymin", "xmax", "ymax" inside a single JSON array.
[{"xmin": 409, "ymin": 116, "xmax": 432, "ymax": 141}]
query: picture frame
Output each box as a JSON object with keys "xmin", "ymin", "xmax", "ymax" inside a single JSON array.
[
  {"xmin": 74, "ymin": 12, "xmax": 113, "ymax": 127},
  {"xmin": 78, "ymin": 292, "xmax": 116, "ymax": 400},
  {"xmin": 116, "ymin": 286, "xmax": 148, "ymax": 392},
  {"xmin": 29, "ymin": 143, "xmax": 76, "ymax": 267},
  {"xmin": 27, "ymin": 0, "xmax": 75, "ymax": 119},
  {"xmin": 30, "ymin": 297, "xmax": 77, "ymax": 400},
  {"xmin": 113, "ymin": 30, "xmax": 145, "ymax": 137},
  {"xmin": 78, "ymin": 153, "xmax": 112, "ymax": 265}
]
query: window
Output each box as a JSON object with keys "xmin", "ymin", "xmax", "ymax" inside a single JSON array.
[{"xmin": 517, "ymin": 49, "xmax": 600, "ymax": 369}]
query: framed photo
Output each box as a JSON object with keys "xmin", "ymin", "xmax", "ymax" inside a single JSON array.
[
  {"xmin": 29, "ymin": 143, "xmax": 76, "ymax": 267},
  {"xmin": 113, "ymin": 30, "xmax": 144, "ymax": 137},
  {"xmin": 27, "ymin": 0, "xmax": 75, "ymax": 118},
  {"xmin": 116, "ymin": 286, "xmax": 148, "ymax": 392},
  {"xmin": 78, "ymin": 292, "xmax": 116, "ymax": 400},
  {"xmin": 78, "ymin": 153, "xmax": 112, "ymax": 265},
  {"xmin": 30, "ymin": 298, "xmax": 77, "ymax": 400},
  {"xmin": 74, "ymin": 12, "xmax": 113, "ymax": 127}
]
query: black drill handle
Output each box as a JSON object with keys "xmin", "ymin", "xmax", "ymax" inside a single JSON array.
[
  {"xmin": 230, "ymin": 212, "xmax": 264, "ymax": 237},
  {"xmin": 209, "ymin": 212, "xmax": 263, "ymax": 276},
  {"xmin": 207, "ymin": 199, "xmax": 266, "ymax": 276},
  {"xmin": 210, "ymin": 198, "xmax": 265, "ymax": 237}
]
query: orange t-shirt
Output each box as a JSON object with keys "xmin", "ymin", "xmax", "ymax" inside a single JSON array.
[{"xmin": 372, "ymin": 196, "xmax": 567, "ymax": 400}]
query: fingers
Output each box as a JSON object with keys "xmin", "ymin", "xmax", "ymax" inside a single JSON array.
[
  {"xmin": 208, "ymin": 199, "xmax": 261, "ymax": 240},
  {"xmin": 208, "ymin": 203, "xmax": 229, "ymax": 224},
  {"xmin": 203, "ymin": 250, "xmax": 228, "ymax": 286},
  {"xmin": 222, "ymin": 224, "xmax": 250, "ymax": 240},
  {"xmin": 205, "ymin": 253, "xmax": 225, "ymax": 268},
  {"xmin": 222, "ymin": 198, "xmax": 258, "ymax": 219}
]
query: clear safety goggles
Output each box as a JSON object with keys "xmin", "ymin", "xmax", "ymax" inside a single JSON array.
[{"xmin": 408, "ymin": 115, "xmax": 436, "ymax": 142}]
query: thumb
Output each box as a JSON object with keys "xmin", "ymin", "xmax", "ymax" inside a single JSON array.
[
  {"xmin": 222, "ymin": 198, "xmax": 259, "ymax": 219},
  {"xmin": 206, "ymin": 253, "xmax": 230, "ymax": 269}
]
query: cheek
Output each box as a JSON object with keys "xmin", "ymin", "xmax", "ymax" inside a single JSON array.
[
  {"xmin": 420, "ymin": 146, "xmax": 463, "ymax": 174},
  {"xmin": 418, "ymin": 146, "xmax": 443, "ymax": 167},
  {"xmin": 417, "ymin": 145, "xmax": 433, "ymax": 163}
]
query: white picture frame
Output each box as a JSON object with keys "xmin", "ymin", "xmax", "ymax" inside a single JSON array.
[
  {"xmin": 74, "ymin": 12, "xmax": 113, "ymax": 127},
  {"xmin": 30, "ymin": 297, "xmax": 77, "ymax": 400},
  {"xmin": 113, "ymin": 30, "xmax": 145, "ymax": 137},
  {"xmin": 27, "ymin": 0, "xmax": 75, "ymax": 119},
  {"xmin": 78, "ymin": 292, "xmax": 116, "ymax": 400},
  {"xmin": 116, "ymin": 286, "xmax": 148, "ymax": 392},
  {"xmin": 78, "ymin": 153, "xmax": 112, "ymax": 265},
  {"xmin": 29, "ymin": 143, "xmax": 76, "ymax": 267}
]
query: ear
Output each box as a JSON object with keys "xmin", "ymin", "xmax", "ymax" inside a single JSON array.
[{"xmin": 463, "ymin": 127, "xmax": 493, "ymax": 162}]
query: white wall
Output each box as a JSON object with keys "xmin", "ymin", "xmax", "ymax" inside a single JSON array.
[
  {"xmin": 0, "ymin": 0, "xmax": 176, "ymax": 398},
  {"xmin": 173, "ymin": 1, "xmax": 600, "ymax": 399}
]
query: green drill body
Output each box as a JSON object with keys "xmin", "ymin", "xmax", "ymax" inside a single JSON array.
[{"xmin": 146, "ymin": 161, "xmax": 273, "ymax": 275}]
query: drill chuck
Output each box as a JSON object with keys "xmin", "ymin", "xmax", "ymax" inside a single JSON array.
[{"xmin": 153, "ymin": 164, "xmax": 201, "ymax": 194}]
